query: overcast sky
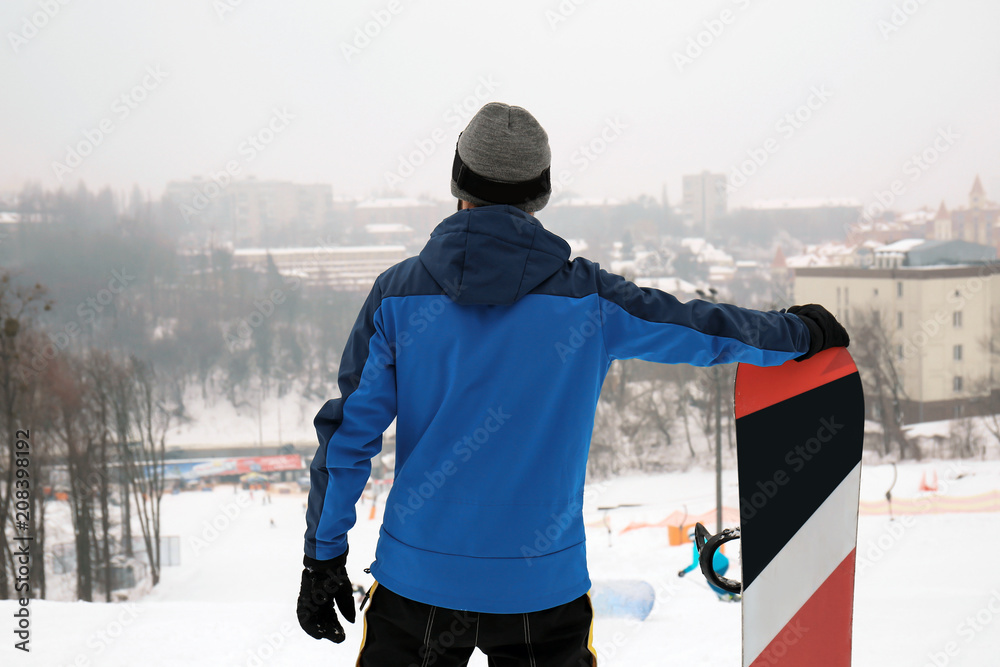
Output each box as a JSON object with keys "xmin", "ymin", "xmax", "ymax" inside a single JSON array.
[{"xmin": 2, "ymin": 0, "xmax": 998, "ymax": 211}]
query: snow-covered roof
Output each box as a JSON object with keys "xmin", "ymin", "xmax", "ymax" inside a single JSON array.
[
  {"xmin": 897, "ymin": 209, "xmax": 934, "ymax": 223},
  {"xmin": 903, "ymin": 420, "xmax": 951, "ymax": 439},
  {"xmin": 745, "ymin": 197, "xmax": 862, "ymax": 210},
  {"xmin": 233, "ymin": 245, "xmax": 407, "ymax": 256},
  {"xmin": 356, "ymin": 198, "xmax": 435, "ymax": 209},
  {"xmin": 681, "ymin": 238, "xmax": 733, "ymax": 266},
  {"xmin": 551, "ymin": 197, "xmax": 623, "ymax": 207},
  {"xmin": 635, "ymin": 276, "xmax": 699, "ymax": 294},
  {"xmin": 786, "ymin": 242, "xmax": 860, "ymax": 268},
  {"xmin": 365, "ymin": 223, "xmax": 414, "ymax": 234},
  {"xmin": 877, "ymin": 238, "xmax": 927, "ymax": 253}
]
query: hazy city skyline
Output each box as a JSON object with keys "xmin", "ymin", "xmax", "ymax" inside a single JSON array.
[{"xmin": 2, "ymin": 0, "xmax": 998, "ymax": 212}]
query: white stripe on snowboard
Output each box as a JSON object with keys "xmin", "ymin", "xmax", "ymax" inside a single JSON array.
[{"xmin": 742, "ymin": 463, "xmax": 861, "ymax": 667}]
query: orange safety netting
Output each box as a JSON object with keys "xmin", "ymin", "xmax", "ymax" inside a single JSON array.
[
  {"xmin": 861, "ymin": 490, "xmax": 1000, "ymax": 516},
  {"xmin": 608, "ymin": 507, "xmax": 740, "ymax": 544}
]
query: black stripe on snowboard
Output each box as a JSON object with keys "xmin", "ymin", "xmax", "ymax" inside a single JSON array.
[{"xmin": 736, "ymin": 372, "xmax": 864, "ymax": 590}]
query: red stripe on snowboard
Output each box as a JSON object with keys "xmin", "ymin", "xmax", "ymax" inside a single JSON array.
[
  {"xmin": 749, "ymin": 549, "xmax": 856, "ymax": 667},
  {"xmin": 735, "ymin": 347, "xmax": 857, "ymax": 419}
]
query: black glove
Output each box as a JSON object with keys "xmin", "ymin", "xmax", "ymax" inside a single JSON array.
[
  {"xmin": 787, "ymin": 304, "xmax": 850, "ymax": 361},
  {"xmin": 297, "ymin": 550, "xmax": 356, "ymax": 643}
]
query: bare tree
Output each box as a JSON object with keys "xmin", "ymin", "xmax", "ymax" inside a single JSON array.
[
  {"xmin": 87, "ymin": 352, "xmax": 119, "ymax": 601},
  {"xmin": 50, "ymin": 355, "xmax": 97, "ymax": 601},
  {"xmin": 119, "ymin": 358, "xmax": 171, "ymax": 586},
  {"xmin": 0, "ymin": 276, "xmax": 49, "ymax": 599},
  {"xmin": 948, "ymin": 415, "xmax": 984, "ymax": 459},
  {"xmin": 851, "ymin": 309, "xmax": 918, "ymax": 459},
  {"xmin": 672, "ymin": 365, "xmax": 698, "ymax": 458}
]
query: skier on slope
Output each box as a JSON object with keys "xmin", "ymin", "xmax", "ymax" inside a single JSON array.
[
  {"xmin": 678, "ymin": 528, "xmax": 738, "ymax": 602},
  {"xmin": 296, "ymin": 102, "xmax": 850, "ymax": 665}
]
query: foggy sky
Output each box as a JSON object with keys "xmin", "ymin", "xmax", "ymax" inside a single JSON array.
[{"xmin": 2, "ymin": 0, "xmax": 998, "ymax": 211}]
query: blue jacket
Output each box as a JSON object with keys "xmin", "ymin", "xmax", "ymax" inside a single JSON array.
[{"xmin": 305, "ymin": 205, "xmax": 810, "ymax": 613}]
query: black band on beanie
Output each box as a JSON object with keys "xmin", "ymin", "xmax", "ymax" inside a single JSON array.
[{"xmin": 452, "ymin": 148, "xmax": 551, "ymax": 207}]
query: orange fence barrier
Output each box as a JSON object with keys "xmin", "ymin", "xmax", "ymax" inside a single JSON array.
[
  {"xmin": 608, "ymin": 507, "xmax": 740, "ymax": 544},
  {"xmin": 861, "ymin": 490, "xmax": 1000, "ymax": 516}
]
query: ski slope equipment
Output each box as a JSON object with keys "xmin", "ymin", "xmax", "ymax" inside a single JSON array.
[
  {"xmin": 698, "ymin": 347, "xmax": 864, "ymax": 667},
  {"xmin": 694, "ymin": 522, "xmax": 741, "ymax": 595},
  {"xmin": 590, "ymin": 580, "xmax": 656, "ymax": 621}
]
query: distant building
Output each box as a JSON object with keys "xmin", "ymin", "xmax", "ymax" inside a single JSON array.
[
  {"xmin": 771, "ymin": 246, "xmax": 792, "ymax": 304},
  {"xmin": 353, "ymin": 198, "xmax": 447, "ymax": 240},
  {"xmin": 364, "ymin": 222, "xmax": 417, "ymax": 246},
  {"xmin": 849, "ymin": 208, "xmax": 932, "ymax": 246},
  {"xmin": 682, "ymin": 172, "xmax": 727, "ymax": 235},
  {"xmin": 794, "ymin": 238, "xmax": 998, "ymax": 423},
  {"xmin": 165, "ymin": 178, "xmax": 333, "ymax": 247},
  {"xmin": 925, "ymin": 176, "xmax": 1000, "ymax": 250},
  {"xmin": 734, "ymin": 198, "xmax": 862, "ymax": 244},
  {"xmin": 232, "ymin": 245, "xmax": 408, "ymax": 290},
  {"xmin": 786, "ymin": 241, "xmax": 865, "ymax": 269}
]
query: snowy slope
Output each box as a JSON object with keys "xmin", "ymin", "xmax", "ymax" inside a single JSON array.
[{"xmin": 1, "ymin": 462, "xmax": 998, "ymax": 666}]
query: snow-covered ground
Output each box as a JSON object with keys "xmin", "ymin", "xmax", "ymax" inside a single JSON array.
[{"xmin": 2, "ymin": 461, "xmax": 998, "ymax": 666}]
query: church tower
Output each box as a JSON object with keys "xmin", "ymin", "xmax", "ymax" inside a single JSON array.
[{"xmin": 932, "ymin": 201, "xmax": 951, "ymax": 240}]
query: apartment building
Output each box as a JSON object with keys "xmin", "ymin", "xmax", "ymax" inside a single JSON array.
[
  {"xmin": 795, "ymin": 239, "xmax": 998, "ymax": 423},
  {"xmin": 682, "ymin": 171, "xmax": 727, "ymax": 236}
]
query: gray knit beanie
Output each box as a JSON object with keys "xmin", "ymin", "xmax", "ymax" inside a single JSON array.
[{"xmin": 451, "ymin": 103, "xmax": 552, "ymax": 213}]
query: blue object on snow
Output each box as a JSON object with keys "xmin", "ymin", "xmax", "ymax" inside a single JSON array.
[{"xmin": 590, "ymin": 580, "xmax": 656, "ymax": 621}]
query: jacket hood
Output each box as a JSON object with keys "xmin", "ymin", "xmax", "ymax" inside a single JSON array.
[{"xmin": 419, "ymin": 205, "xmax": 571, "ymax": 306}]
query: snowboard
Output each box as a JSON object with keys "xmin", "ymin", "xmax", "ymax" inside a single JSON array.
[
  {"xmin": 590, "ymin": 580, "xmax": 655, "ymax": 621},
  {"xmin": 699, "ymin": 347, "xmax": 864, "ymax": 666}
]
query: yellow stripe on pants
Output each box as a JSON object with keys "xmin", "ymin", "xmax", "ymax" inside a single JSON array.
[
  {"xmin": 586, "ymin": 591, "xmax": 598, "ymax": 665},
  {"xmin": 355, "ymin": 582, "xmax": 380, "ymax": 667}
]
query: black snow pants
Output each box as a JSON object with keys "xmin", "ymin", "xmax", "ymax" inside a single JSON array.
[{"xmin": 356, "ymin": 583, "xmax": 598, "ymax": 667}]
